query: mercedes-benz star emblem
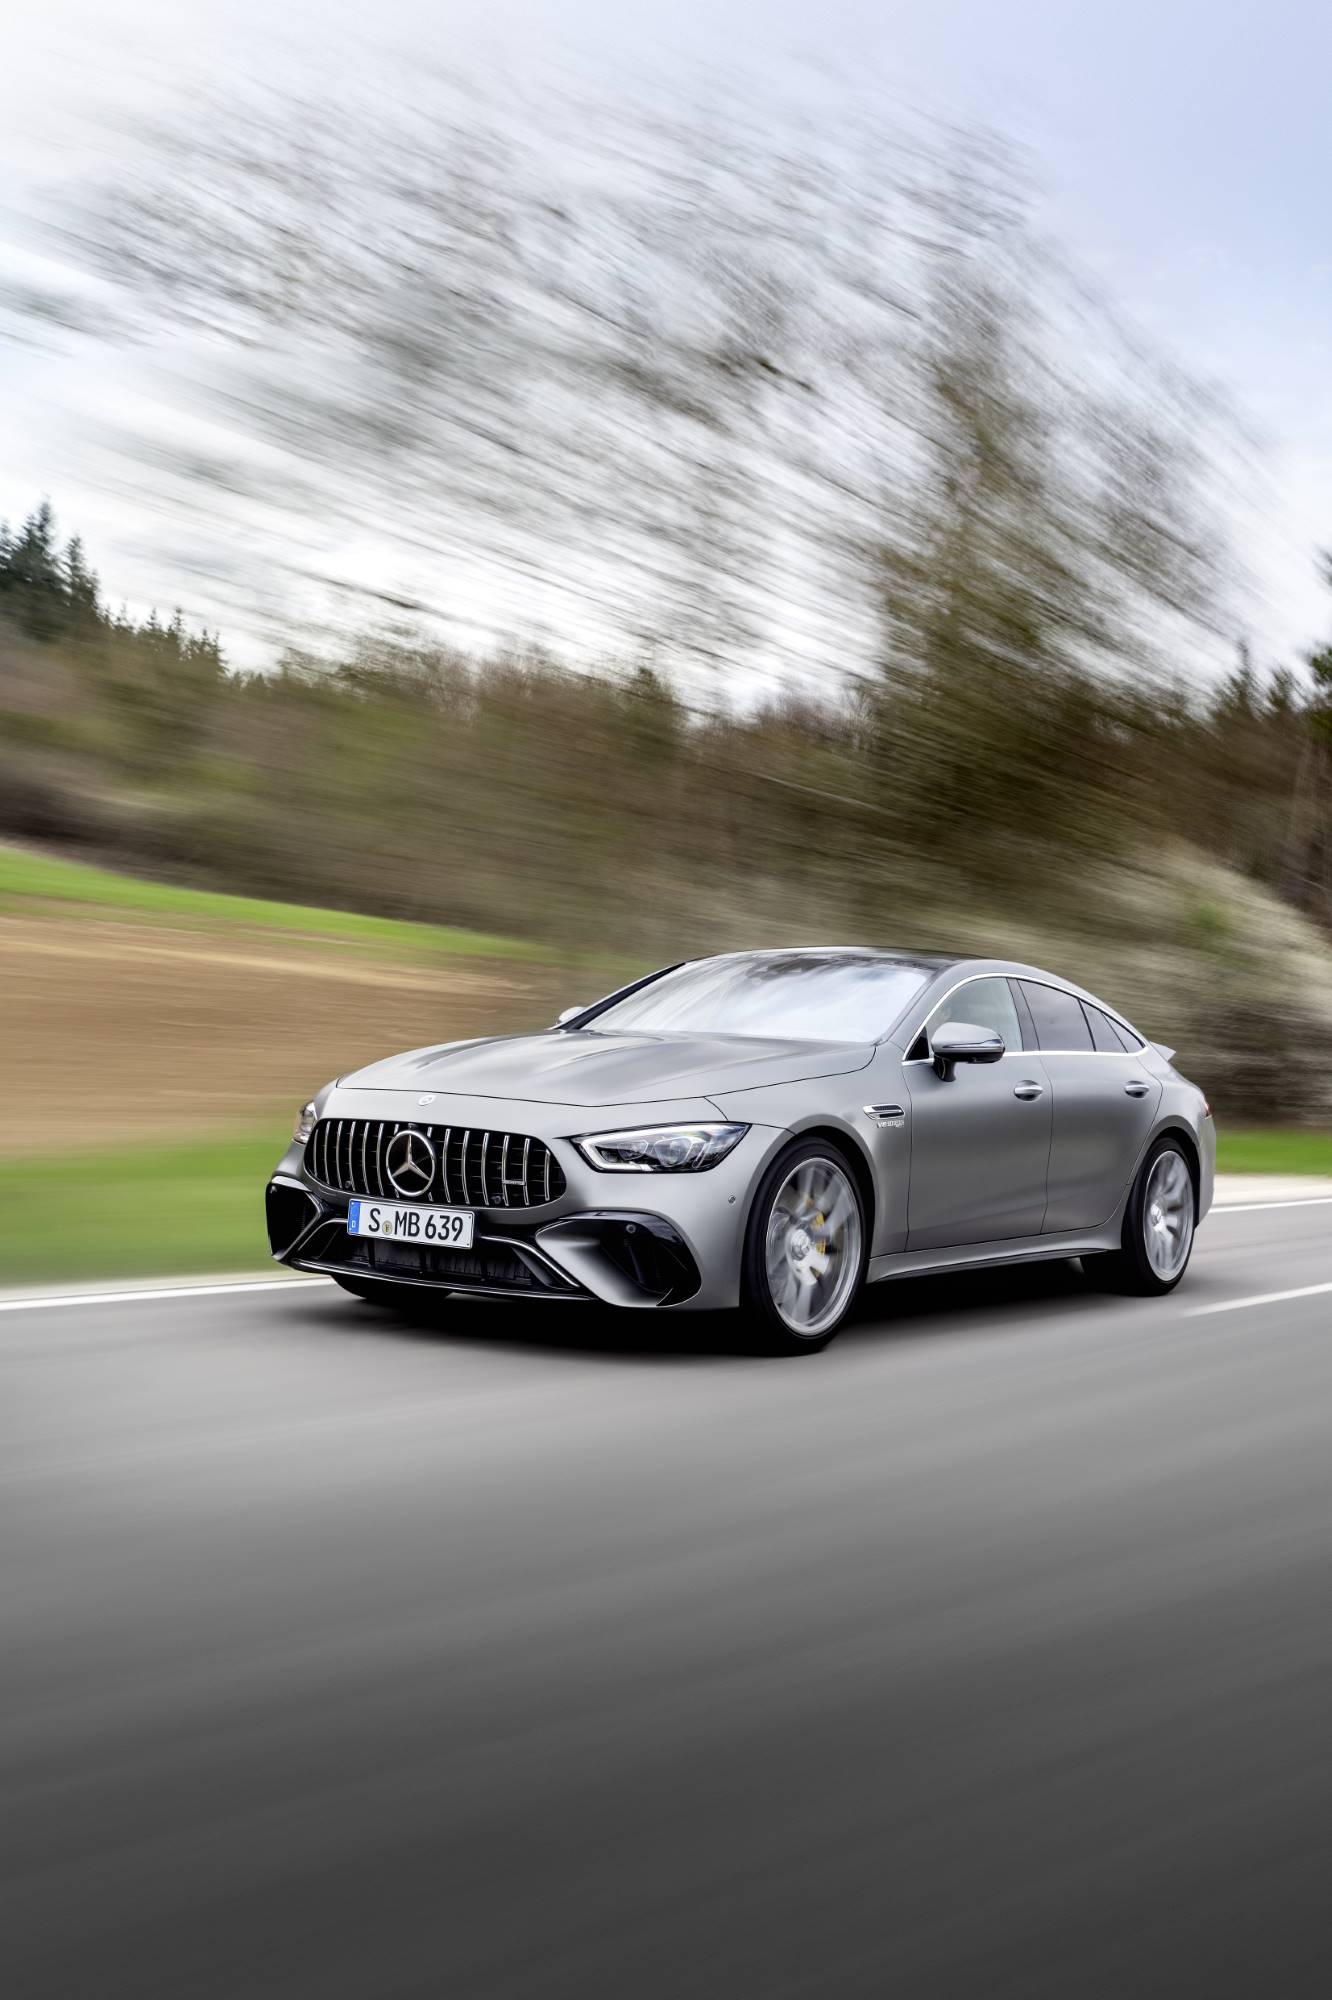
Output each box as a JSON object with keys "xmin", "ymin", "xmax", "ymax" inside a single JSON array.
[{"xmin": 385, "ymin": 1127, "xmax": 436, "ymax": 1198}]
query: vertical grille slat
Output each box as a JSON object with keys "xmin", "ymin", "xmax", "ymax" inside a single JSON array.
[{"xmin": 307, "ymin": 1118, "xmax": 564, "ymax": 1207}]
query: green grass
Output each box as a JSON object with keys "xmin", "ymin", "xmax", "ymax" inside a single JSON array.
[
  {"xmin": 1215, "ymin": 1128, "xmax": 1332, "ymax": 1177},
  {"xmin": 0, "ymin": 844, "xmax": 543, "ymax": 961},
  {"xmin": 0, "ymin": 1133, "xmax": 286, "ymax": 1287}
]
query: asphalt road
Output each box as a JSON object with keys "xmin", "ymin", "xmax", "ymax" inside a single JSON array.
[{"xmin": 4, "ymin": 1202, "xmax": 1332, "ymax": 1999}]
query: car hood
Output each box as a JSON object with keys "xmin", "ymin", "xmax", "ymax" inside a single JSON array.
[{"xmin": 340, "ymin": 1030, "xmax": 874, "ymax": 1108}]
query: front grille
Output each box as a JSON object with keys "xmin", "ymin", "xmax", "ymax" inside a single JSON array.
[{"xmin": 307, "ymin": 1117, "xmax": 566, "ymax": 1209}]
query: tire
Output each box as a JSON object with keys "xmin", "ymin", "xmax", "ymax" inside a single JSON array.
[
  {"xmin": 332, "ymin": 1273, "xmax": 451, "ymax": 1315},
  {"xmin": 740, "ymin": 1137, "xmax": 868, "ymax": 1353},
  {"xmin": 1090, "ymin": 1136, "xmax": 1197, "ymax": 1296}
]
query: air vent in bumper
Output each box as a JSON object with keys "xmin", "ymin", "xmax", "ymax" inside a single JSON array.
[{"xmin": 294, "ymin": 1218, "xmax": 585, "ymax": 1297}]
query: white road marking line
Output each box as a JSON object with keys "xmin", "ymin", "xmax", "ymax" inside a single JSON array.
[
  {"xmin": 0, "ymin": 1277, "xmax": 332, "ymax": 1315},
  {"xmin": 1212, "ymin": 1197, "xmax": 1332, "ymax": 1214},
  {"xmin": 1186, "ymin": 1281, "xmax": 1332, "ymax": 1318}
]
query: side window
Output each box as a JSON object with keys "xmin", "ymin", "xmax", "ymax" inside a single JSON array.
[
  {"xmin": 1019, "ymin": 981, "xmax": 1094, "ymax": 1051},
  {"xmin": 933, "ymin": 977, "xmax": 1022, "ymax": 1053},
  {"xmin": 1110, "ymin": 1017, "xmax": 1144, "ymax": 1053},
  {"xmin": 1082, "ymin": 1001, "xmax": 1125, "ymax": 1053}
]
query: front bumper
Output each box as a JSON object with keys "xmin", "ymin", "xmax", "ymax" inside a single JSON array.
[{"xmin": 266, "ymin": 1096, "xmax": 786, "ymax": 1310}]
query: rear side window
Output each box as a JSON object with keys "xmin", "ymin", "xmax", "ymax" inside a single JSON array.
[
  {"xmin": 1109, "ymin": 1017, "xmax": 1144, "ymax": 1053},
  {"xmin": 1082, "ymin": 1001, "xmax": 1126, "ymax": 1053},
  {"xmin": 1019, "ymin": 981, "xmax": 1094, "ymax": 1051}
]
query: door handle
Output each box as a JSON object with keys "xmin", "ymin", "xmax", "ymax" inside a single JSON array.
[
  {"xmin": 1123, "ymin": 1079, "xmax": 1152, "ymax": 1098},
  {"xmin": 1013, "ymin": 1081, "xmax": 1044, "ymax": 1101}
]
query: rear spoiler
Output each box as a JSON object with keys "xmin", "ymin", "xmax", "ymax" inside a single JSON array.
[{"xmin": 1150, "ymin": 1042, "xmax": 1176, "ymax": 1063}]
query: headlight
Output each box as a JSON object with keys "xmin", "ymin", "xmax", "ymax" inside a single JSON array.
[
  {"xmin": 293, "ymin": 1101, "xmax": 318, "ymax": 1145},
  {"xmin": 572, "ymin": 1123, "xmax": 749, "ymax": 1173}
]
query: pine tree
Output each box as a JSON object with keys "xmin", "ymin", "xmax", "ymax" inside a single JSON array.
[
  {"xmin": 63, "ymin": 535, "xmax": 101, "ymax": 624},
  {"xmin": 3, "ymin": 502, "xmax": 68, "ymax": 636}
]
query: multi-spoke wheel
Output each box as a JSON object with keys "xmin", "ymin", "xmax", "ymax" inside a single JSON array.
[
  {"xmin": 742, "ymin": 1138, "xmax": 867, "ymax": 1352},
  {"xmin": 1087, "ymin": 1135, "xmax": 1197, "ymax": 1296},
  {"xmin": 1141, "ymin": 1148, "xmax": 1194, "ymax": 1282}
]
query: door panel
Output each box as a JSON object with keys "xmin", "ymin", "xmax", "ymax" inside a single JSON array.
[
  {"xmin": 904, "ymin": 1056, "xmax": 1053, "ymax": 1249},
  {"xmin": 1041, "ymin": 1055, "xmax": 1162, "ymax": 1230}
]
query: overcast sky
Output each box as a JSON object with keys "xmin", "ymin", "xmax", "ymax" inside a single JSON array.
[{"xmin": 2, "ymin": 0, "xmax": 1329, "ymax": 673}]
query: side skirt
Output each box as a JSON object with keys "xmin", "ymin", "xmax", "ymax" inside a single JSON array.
[{"xmin": 868, "ymin": 1225, "xmax": 1121, "ymax": 1286}]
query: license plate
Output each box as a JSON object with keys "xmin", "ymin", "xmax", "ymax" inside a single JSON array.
[{"xmin": 346, "ymin": 1198, "xmax": 475, "ymax": 1247}]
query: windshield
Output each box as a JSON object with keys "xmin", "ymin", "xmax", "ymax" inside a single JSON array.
[{"xmin": 585, "ymin": 953, "xmax": 935, "ymax": 1042}]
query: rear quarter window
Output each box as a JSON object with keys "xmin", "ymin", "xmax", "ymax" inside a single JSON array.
[{"xmin": 1082, "ymin": 1001, "xmax": 1126, "ymax": 1053}]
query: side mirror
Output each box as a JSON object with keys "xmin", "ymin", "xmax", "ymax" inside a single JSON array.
[
  {"xmin": 556, "ymin": 1005, "xmax": 587, "ymax": 1027},
  {"xmin": 931, "ymin": 1020, "xmax": 1005, "ymax": 1081}
]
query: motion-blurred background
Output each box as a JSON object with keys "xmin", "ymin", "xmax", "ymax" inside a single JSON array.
[{"xmin": 3, "ymin": 0, "xmax": 1331, "ymax": 1286}]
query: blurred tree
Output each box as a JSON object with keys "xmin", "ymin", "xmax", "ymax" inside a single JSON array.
[
  {"xmin": 871, "ymin": 191, "xmax": 1221, "ymax": 884},
  {"xmin": 0, "ymin": 503, "xmax": 68, "ymax": 639},
  {"xmin": 62, "ymin": 537, "xmax": 101, "ymax": 627},
  {"xmin": 8, "ymin": 78, "xmax": 1233, "ymax": 700}
]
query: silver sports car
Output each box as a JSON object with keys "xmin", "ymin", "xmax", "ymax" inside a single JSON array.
[{"xmin": 265, "ymin": 948, "xmax": 1214, "ymax": 1351}]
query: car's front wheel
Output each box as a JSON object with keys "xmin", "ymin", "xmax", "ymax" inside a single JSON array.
[
  {"xmin": 741, "ymin": 1137, "xmax": 868, "ymax": 1353},
  {"xmin": 1089, "ymin": 1136, "xmax": 1197, "ymax": 1295}
]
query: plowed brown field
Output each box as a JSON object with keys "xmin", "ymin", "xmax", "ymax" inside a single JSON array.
[{"xmin": 0, "ymin": 916, "xmax": 564, "ymax": 1155}]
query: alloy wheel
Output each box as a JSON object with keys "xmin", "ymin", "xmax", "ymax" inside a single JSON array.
[
  {"xmin": 1142, "ymin": 1148, "xmax": 1194, "ymax": 1281},
  {"xmin": 763, "ymin": 1156, "xmax": 863, "ymax": 1338}
]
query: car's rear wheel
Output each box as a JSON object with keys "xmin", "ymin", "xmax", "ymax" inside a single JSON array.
[
  {"xmin": 1089, "ymin": 1136, "xmax": 1196, "ymax": 1296},
  {"xmin": 332, "ymin": 1273, "xmax": 450, "ymax": 1314},
  {"xmin": 741, "ymin": 1137, "xmax": 867, "ymax": 1353}
]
